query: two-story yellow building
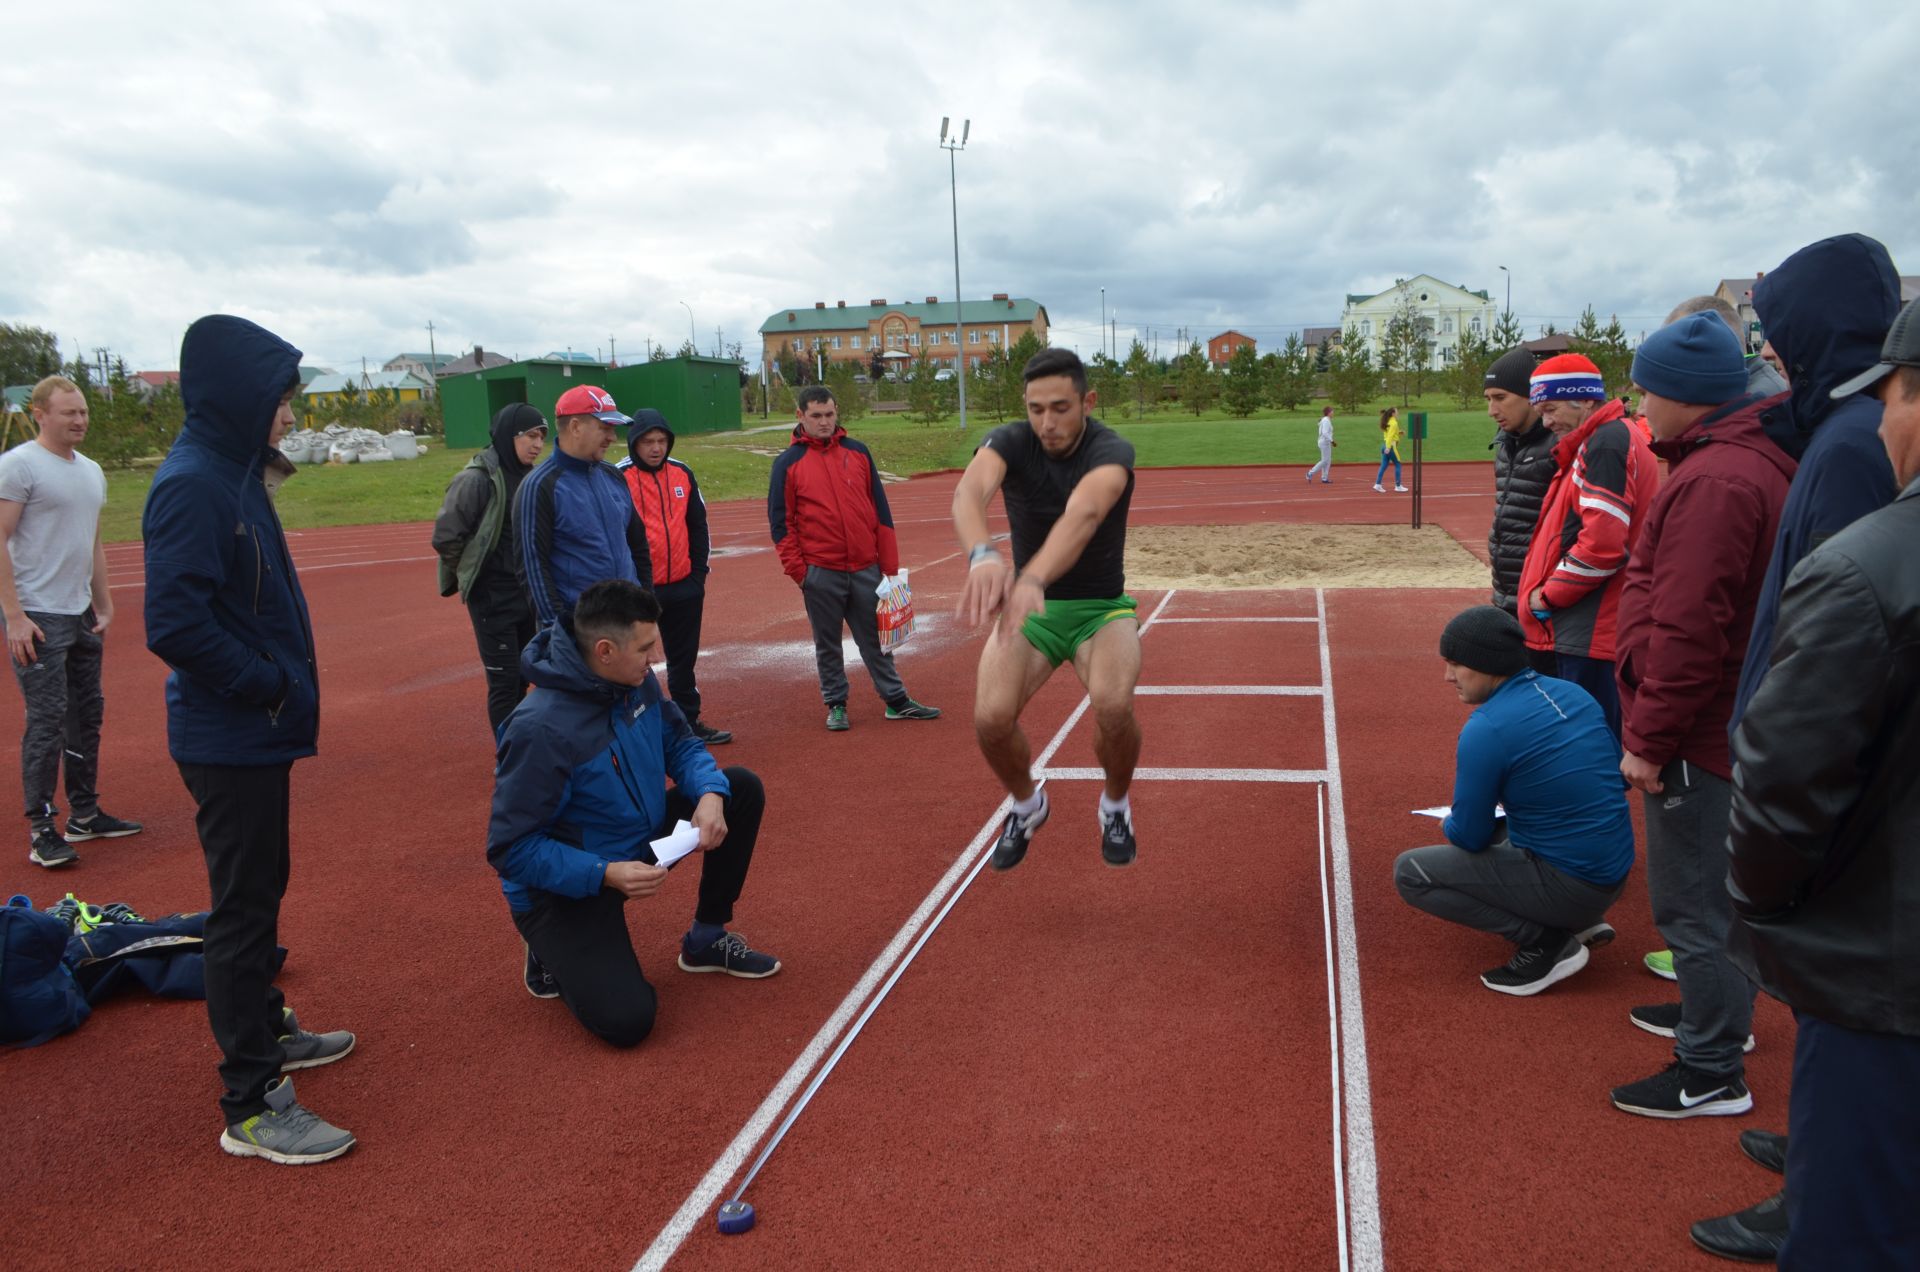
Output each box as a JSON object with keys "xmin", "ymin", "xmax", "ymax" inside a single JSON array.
[{"xmin": 760, "ymin": 294, "xmax": 1048, "ymax": 374}]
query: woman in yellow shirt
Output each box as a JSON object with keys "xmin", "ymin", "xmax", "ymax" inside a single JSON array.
[{"xmin": 1373, "ymin": 407, "xmax": 1406, "ymax": 492}]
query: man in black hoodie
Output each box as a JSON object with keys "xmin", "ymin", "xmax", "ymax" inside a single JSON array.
[
  {"xmin": 1483, "ymin": 347, "xmax": 1557, "ymax": 675},
  {"xmin": 432, "ymin": 403, "xmax": 546, "ymax": 732}
]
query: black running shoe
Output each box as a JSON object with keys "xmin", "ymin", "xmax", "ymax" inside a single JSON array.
[
  {"xmin": 990, "ymin": 789, "xmax": 1049, "ymax": 872},
  {"xmin": 1481, "ymin": 932, "xmax": 1588, "ymax": 996},
  {"xmin": 1739, "ymin": 1129, "xmax": 1787, "ymax": 1174},
  {"xmin": 689, "ymin": 720, "xmax": 733, "ymax": 746},
  {"xmin": 1100, "ymin": 809, "xmax": 1136, "ymax": 868},
  {"xmin": 1690, "ymin": 1190, "xmax": 1787, "ymax": 1263},
  {"xmin": 1629, "ymin": 1002, "xmax": 1756, "ymax": 1052},
  {"xmin": 64, "ymin": 810, "xmax": 143, "ymax": 841},
  {"xmin": 29, "ymin": 826, "xmax": 77, "ymax": 868},
  {"xmin": 1611, "ymin": 1060, "xmax": 1752, "ymax": 1119},
  {"xmin": 522, "ymin": 943, "xmax": 560, "ymax": 999}
]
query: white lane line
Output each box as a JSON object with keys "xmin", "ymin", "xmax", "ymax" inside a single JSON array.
[
  {"xmin": 1317, "ymin": 784, "xmax": 1350, "ymax": 1272},
  {"xmin": 1135, "ymin": 685, "xmax": 1321, "ymax": 696},
  {"xmin": 1039, "ymin": 767, "xmax": 1327, "ymax": 783},
  {"xmin": 1316, "ymin": 586, "xmax": 1382, "ymax": 1270},
  {"xmin": 1152, "ymin": 616, "xmax": 1319, "ymax": 624},
  {"xmin": 631, "ymin": 591, "xmax": 1178, "ymax": 1272},
  {"xmin": 107, "ymin": 554, "xmax": 439, "ymax": 591}
]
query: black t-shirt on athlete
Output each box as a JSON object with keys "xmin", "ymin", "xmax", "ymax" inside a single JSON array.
[{"xmin": 980, "ymin": 416, "xmax": 1135, "ymax": 601}]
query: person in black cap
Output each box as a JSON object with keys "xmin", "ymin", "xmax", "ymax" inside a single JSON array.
[
  {"xmin": 433, "ymin": 402, "xmax": 546, "ymax": 732},
  {"xmin": 1483, "ymin": 347, "xmax": 1556, "ymax": 670},
  {"xmin": 1392, "ymin": 605, "xmax": 1634, "ymax": 996},
  {"xmin": 615, "ymin": 408, "xmax": 731, "ymax": 746}
]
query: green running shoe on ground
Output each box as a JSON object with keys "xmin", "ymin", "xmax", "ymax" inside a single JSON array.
[
  {"xmin": 825, "ymin": 704, "xmax": 849, "ymax": 732},
  {"xmin": 885, "ymin": 699, "xmax": 942, "ymax": 721},
  {"xmin": 1644, "ymin": 949, "xmax": 1677, "ymax": 981},
  {"xmin": 44, "ymin": 893, "xmax": 82, "ymax": 931}
]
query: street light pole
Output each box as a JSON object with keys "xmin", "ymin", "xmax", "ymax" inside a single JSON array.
[
  {"xmin": 940, "ymin": 115, "xmax": 970, "ymax": 432},
  {"xmin": 679, "ymin": 301, "xmax": 697, "ymax": 356},
  {"xmin": 1100, "ymin": 287, "xmax": 1106, "ymax": 361}
]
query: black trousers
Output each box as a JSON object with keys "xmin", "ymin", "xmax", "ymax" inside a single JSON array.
[
  {"xmin": 511, "ymin": 767, "xmax": 764, "ymax": 1048},
  {"xmin": 466, "ymin": 593, "xmax": 537, "ymax": 733},
  {"xmin": 179, "ymin": 761, "xmax": 292, "ymax": 1124},
  {"xmin": 655, "ymin": 580, "xmax": 706, "ymax": 723}
]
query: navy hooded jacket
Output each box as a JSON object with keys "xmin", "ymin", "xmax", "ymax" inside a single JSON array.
[
  {"xmin": 486, "ymin": 622, "xmax": 728, "ymax": 913},
  {"xmin": 515, "ymin": 444, "xmax": 652, "ymax": 629},
  {"xmin": 1734, "ymin": 234, "xmax": 1902, "ymax": 725},
  {"xmin": 143, "ymin": 316, "xmax": 318, "ymax": 765}
]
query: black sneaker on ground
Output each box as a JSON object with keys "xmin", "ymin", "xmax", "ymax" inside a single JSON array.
[
  {"xmin": 1573, "ymin": 922, "xmax": 1616, "ymax": 948},
  {"xmin": 1611, "ymin": 1059, "xmax": 1752, "ymax": 1119},
  {"xmin": 1739, "ymin": 1128, "xmax": 1787, "ymax": 1174},
  {"xmin": 688, "ymin": 720, "xmax": 734, "ymax": 746},
  {"xmin": 64, "ymin": 810, "xmax": 143, "ymax": 841},
  {"xmin": 677, "ymin": 931, "xmax": 781, "ymax": 978},
  {"xmin": 1481, "ymin": 932, "xmax": 1589, "ymax": 996},
  {"xmin": 29, "ymin": 826, "xmax": 77, "ymax": 869},
  {"xmin": 884, "ymin": 699, "xmax": 942, "ymax": 721},
  {"xmin": 1690, "ymin": 1190, "xmax": 1787, "ymax": 1263},
  {"xmin": 990, "ymin": 788, "xmax": 1049, "ymax": 872},
  {"xmin": 523, "ymin": 943, "xmax": 560, "ymax": 999},
  {"xmin": 1100, "ymin": 809, "xmax": 1136, "ymax": 868},
  {"xmin": 1629, "ymin": 1002, "xmax": 1757, "ymax": 1052}
]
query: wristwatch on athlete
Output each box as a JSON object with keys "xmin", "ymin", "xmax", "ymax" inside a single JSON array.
[{"xmin": 968, "ymin": 542, "xmax": 1000, "ymax": 569}]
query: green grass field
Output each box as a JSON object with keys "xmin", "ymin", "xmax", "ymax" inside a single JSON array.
[{"xmin": 97, "ymin": 395, "xmax": 1500, "ymax": 542}]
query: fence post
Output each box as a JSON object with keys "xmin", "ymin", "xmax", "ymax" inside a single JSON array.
[{"xmin": 1408, "ymin": 410, "xmax": 1428, "ymax": 529}]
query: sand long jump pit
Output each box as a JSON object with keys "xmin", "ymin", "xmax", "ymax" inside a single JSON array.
[{"xmin": 1125, "ymin": 524, "xmax": 1488, "ymax": 590}]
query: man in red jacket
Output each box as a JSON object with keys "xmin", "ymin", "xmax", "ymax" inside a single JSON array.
[
  {"xmin": 618, "ymin": 409, "xmax": 730, "ymax": 746},
  {"xmin": 1608, "ymin": 312, "xmax": 1794, "ymax": 1122},
  {"xmin": 1515, "ymin": 353, "xmax": 1657, "ymax": 740},
  {"xmin": 767, "ymin": 386, "xmax": 939, "ymax": 731}
]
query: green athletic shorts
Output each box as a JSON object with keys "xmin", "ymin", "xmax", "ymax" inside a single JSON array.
[{"xmin": 1020, "ymin": 594, "xmax": 1138, "ymax": 667}]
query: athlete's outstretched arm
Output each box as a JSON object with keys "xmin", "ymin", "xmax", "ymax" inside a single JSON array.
[
  {"xmin": 953, "ymin": 445, "xmax": 1012, "ymax": 628},
  {"xmin": 1000, "ymin": 464, "xmax": 1129, "ymax": 632}
]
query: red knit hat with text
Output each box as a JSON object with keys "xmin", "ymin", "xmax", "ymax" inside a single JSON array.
[{"xmin": 1528, "ymin": 353, "xmax": 1606, "ymax": 404}]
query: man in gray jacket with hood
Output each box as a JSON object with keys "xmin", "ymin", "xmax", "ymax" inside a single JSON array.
[{"xmin": 432, "ymin": 403, "xmax": 546, "ymax": 732}]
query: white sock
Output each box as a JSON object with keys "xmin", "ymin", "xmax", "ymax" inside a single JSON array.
[
  {"xmin": 1099, "ymin": 792, "xmax": 1131, "ymax": 823},
  {"xmin": 1012, "ymin": 785, "xmax": 1045, "ymax": 816}
]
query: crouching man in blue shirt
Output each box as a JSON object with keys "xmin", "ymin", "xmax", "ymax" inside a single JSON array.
[
  {"xmin": 487, "ymin": 579, "xmax": 779, "ymax": 1047},
  {"xmin": 1394, "ymin": 605, "xmax": 1635, "ymax": 996}
]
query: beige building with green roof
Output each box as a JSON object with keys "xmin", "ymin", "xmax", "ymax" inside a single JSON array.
[{"xmin": 760, "ymin": 294, "xmax": 1048, "ymax": 375}]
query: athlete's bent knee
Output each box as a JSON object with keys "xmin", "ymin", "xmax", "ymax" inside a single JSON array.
[{"xmin": 583, "ymin": 989, "xmax": 658, "ymax": 1049}]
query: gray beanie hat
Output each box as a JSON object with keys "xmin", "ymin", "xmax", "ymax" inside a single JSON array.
[{"xmin": 1439, "ymin": 606, "xmax": 1529, "ymax": 676}]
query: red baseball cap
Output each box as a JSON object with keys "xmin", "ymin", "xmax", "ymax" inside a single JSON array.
[{"xmin": 553, "ymin": 384, "xmax": 631, "ymax": 425}]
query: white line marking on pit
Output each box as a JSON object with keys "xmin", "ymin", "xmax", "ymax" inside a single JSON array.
[
  {"xmin": 1135, "ymin": 685, "xmax": 1322, "ymax": 696},
  {"xmin": 1038, "ymin": 767, "xmax": 1328, "ymax": 782},
  {"xmin": 1151, "ymin": 616, "xmax": 1319, "ymax": 623},
  {"xmin": 629, "ymin": 589, "xmax": 1179, "ymax": 1272}
]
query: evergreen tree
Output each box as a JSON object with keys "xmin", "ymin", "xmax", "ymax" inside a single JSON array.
[
  {"xmin": 906, "ymin": 350, "xmax": 944, "ymax": 425},
  {"xmin": 1178, "ymin": 340, "xmax": 1218, "ymax": 416},
  {"xmin": 1491, "ymin": 309, "xmax": 1526, "ymax": 352},
  {"xmin": 1219, "ymin": 343, "xmax": 1262, "ymax": 417},
  {"xmin": 1449, "ymin": 326, "xmax": 1496, "ymax": 409},
  {"xmin": 1269, "ymin": 333, "xmax": 1312, "ymax": 409},
  {"xmin": 1328, "ymin": 324, "xmax": 1377, "ymax": 412},
  {"xmin": 1123, "ymin": 339, "xmax": 1159, "ymax": 419}
]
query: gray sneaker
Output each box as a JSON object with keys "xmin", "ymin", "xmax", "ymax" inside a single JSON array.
[
  {"xmin": 278, "ymin": 1007, "xmax": 356, "ymax": 1071},
  {"xmin": 219, "ymin": 1076, "xmax": 355, "ymax": 1165}
]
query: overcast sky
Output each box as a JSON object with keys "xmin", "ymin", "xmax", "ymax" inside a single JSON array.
[{"xmin": 4, "ymin": 1, "xmax": 1916, "ymax": 376}]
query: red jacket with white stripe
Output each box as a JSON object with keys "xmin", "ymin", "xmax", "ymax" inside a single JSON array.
[{"xmin": 1516, "ymin": 399, "xmax": 1658, "ymax": 661}]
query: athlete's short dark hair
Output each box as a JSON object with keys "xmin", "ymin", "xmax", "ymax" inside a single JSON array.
[
  {"xmin": 1023, "ymin": 346, "xmax": 1086, "ymax": 395},
  {"xmin": 796, "ymin": 385, "xmax": 837, "ymax": 411},
  {"xmin": 573, "ymin": 579, "xmax": 661, "ymax": 648}
]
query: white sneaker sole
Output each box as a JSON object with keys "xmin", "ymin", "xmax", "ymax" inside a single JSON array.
[
  {"xmin": 64, "ymin": 827, "xmax": 141, "ymax": 841},
  {"xmin": 220, "ymin": 1130, "xmax": 356, "ymax": 1164},
  {"xmin": 1574, "ymin": 923, "xmax": 1616, "ymax": 948},
  {"xmin": 677, "ymin": 955, "xmax": 782, "ymax": 979},
  {"xmin": 1611, "ymin": 1090, "xmax": 1753, "ymax": 1120},
  {"xmin": 1482, "ymin": 942, "xmax": 1588, "ymax": 996},
  {"xmin": 279, "ymin": 1034, "xmax": 356, "ymax": 1071}
]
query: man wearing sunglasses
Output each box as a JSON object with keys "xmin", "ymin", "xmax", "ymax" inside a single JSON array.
[{"xmin": 433, "ymin": 402, "xmax": 548, "ymax": 732}]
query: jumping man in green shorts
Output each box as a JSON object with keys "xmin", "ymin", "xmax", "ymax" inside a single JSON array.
[{"xmin": 953, "ymin": 347, "xmax": 1141, "ymax": 870}]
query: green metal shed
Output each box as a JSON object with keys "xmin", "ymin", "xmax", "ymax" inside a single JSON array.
[
  {"xmin": 440, "ymin": 358, "xmax": 610, "ymax": 448},
  {"xmin": 603, "ymin": 356, "xmax": 743, "ymax": 436},
  {"xmin": 441, "ymin": 355, "xmax": 742, "ymax": 448}
]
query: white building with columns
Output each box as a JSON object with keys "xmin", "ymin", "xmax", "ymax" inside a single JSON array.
[{"xmin": 1339, "ymin": 275, "xmax": 1497, "ymax": 368}]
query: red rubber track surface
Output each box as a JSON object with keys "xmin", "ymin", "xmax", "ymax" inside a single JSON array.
[{"xmin": 0, "ymin": 462, "xmax": 1789, "ymax": 1270}]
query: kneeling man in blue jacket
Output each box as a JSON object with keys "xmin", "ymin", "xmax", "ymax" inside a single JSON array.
[
  {"xmin": 1394, "ymin": 605, "xmax": 1635, "ymax": 997},
  {"xmin": 487, "ymin": 579, "xmax": 778, "ymax": 1047}
]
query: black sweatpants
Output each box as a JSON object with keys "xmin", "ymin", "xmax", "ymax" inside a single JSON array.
[
  {"xmin": 511, "ymin": 767, "xmax": 765, "ymax": 1048},
  {"xmin": 179, "ymin": 761, "xmax": 292, "ymax": 1124},
  {"xmin": 654, "ymin": 579, "xmax": 707, "ymax": 724},
  {"xmin": 465, "ymin": 592, "xmax": 537, "ymax": 734}
]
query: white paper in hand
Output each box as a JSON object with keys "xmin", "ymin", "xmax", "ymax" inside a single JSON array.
[
  {"xmin": 649, "ymin": 820, "xmax": 701, "ymax": 867},
  {"xmin": 1410, "ymin": 804, "xmax": 1506, "ymax": 820}
]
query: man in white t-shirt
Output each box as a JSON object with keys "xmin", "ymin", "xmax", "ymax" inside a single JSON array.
[
  {"xmin": 1306, "ymin": 406, "xmax": 1336, "ymax": 483},
  {"xmin": 0, "ymin": 376, "xmax": 142, "ymax": 868}
]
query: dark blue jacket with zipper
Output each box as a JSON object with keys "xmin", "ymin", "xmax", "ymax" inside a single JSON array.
[
  {"xmin": 486, "ymin": 622, "xmax": 728, "ymax": 914},
  {"xmin": 143, "ymin": 315, "xmax": 318, "ymax": 766}
]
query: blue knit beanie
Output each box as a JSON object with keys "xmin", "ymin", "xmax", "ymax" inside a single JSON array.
[{"xmin": 1631, "ymin": 313, "xmax": 1748, "ymax": 405}]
